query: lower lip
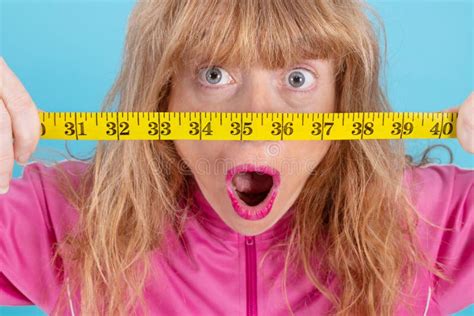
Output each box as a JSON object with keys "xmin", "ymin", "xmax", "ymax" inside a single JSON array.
[{"xmin": 225, "ymin": 164, "xmax": 281, "ymax": 220}]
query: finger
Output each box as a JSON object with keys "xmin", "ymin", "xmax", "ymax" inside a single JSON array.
[
  {"xmin": 0, "ymin": 58, "xmax": 41, "ymax": 164},
  {"xmin": 0, "ymin": 98, "xmax": 14, "ymax": 194},
  {"xmin": 456, "ymin": 91, "xmax": 474, "ymax": 153}
]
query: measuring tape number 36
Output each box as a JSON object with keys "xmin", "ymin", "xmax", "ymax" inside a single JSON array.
[{"xmin": 38, "ymin": 111, "xmax": 458, "ymax": 141}]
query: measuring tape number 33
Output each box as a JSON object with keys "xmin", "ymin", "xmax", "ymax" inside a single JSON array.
[{"xmin": 38, "ymin": 111, "xmax": 458, "ymax": 141}]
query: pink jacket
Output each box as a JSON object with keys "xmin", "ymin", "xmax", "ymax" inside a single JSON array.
[{"xmin": 0, "ymin": 161, "xmax": 473, "ymax": 315}]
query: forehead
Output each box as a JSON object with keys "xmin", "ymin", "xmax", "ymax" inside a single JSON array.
[{"xmin": 169, "ymin": 0, "xmax": 343, "ymax": 76}]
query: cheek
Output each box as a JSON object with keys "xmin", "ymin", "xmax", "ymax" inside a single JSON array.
[
  {"xmin": 285, "ymin": 140, "xmax": 331, "ymax": 172},
  {"xmin": 168, "ymin": 78, "xmax": 201, "ymax": 112},
  {"xmin": 173, "ymin": 140, "xmax": 228, "ymax": 174},
  {"xmin": 173, "ymin": 141, "xmax": 201, "ymax": 169}
]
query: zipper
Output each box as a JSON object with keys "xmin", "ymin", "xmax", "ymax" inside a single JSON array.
[{"xmin": 245, "ymin": 236, "xmax": 257, "ymax": 316}]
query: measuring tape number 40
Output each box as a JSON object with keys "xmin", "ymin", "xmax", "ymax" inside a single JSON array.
[{"xmin": 38, "ymin": 111, "xmax": 458, "ymax": 141}]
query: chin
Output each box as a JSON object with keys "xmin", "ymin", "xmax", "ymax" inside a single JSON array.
[{"xmin": 226, "ymin": 206, "xmax": 284, "ymax": 235}]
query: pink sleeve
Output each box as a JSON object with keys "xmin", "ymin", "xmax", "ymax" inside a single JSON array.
[
  {"xmin": 409, "ymin": 164, "xmax": 474, "ymax": 314},
  {"xmin": 0, "ymin": 161, "xmax": 82, "ymax": 313}
]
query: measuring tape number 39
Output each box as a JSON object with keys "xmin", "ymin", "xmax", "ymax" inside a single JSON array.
[{"xmin": 38, "ymin": 111, "xmax": 458, "ymax": 141}]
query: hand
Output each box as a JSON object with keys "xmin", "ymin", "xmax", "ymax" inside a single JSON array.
[
  {"xmin": 0, "ymin": 57, "xmax": 42, "ymax": 194},
  {"xmin": 441, "ymin": 92, "xmax": 474, "ymax": 154}
]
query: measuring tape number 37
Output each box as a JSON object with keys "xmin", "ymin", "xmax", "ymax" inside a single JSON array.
[{"xmin": 38, "ymin": 111, "xmax": 458, "ymax": 141}]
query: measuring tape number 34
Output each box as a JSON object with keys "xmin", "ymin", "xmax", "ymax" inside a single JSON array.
[{"xmin": 38, "ymin": 111, "xmax": 458, "ymax": 141}]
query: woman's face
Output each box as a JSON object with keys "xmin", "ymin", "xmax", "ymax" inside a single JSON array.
[{"xmin": 168, "ymin": 59, "xmax": 336, "ymax": 236}]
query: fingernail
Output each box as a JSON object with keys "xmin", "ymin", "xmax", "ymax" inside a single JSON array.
[{"xmin": 0, "ymin": 186, "xmax": 9, "ymax": 194}]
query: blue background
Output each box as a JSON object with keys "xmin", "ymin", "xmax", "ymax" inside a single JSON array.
[{"xmin": 1, "ymin": 0, "xmax": 473, "ymax": 315}]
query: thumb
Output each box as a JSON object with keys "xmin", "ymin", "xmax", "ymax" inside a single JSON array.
[{"xmin": 440, "ymin": 105, "xmax": 460, "ymax": 113}]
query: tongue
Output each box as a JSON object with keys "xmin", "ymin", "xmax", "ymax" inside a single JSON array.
[{"xmin": 232, "ymin": 172, "xmax": 273, "ymax": 194}]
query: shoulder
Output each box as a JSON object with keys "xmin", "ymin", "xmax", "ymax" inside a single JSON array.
[
  {"xmin": 19, "ymin": 159, "xmax": 90, "ymax": 193},
  {"xmin": 17, "ymin": 159, "xmax": 91, "ymax": 236},
  {"xmin": 404, "ymin": 163, "xmax": 473, "ymax": 222},
  {"xmin": 404, "ymin": 163, "xmax": 473, "ymax": 188},
  {"xmin": 404, "ymin": 163, "xmax": 474, "ymax": 254},
  {"xmin": 0, "ymin": 160, "xmax": 91, "ymax": 310},
  {"xmin": 405, "ymin": 164, "xmax": 474, "ymax": 313},
  {"xmin": 21, "ymin": 159, "xmax": 90, "ymax": 179}
]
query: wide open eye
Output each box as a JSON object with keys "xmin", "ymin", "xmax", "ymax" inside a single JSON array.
[
  {"xmin": 197, "ymin": 66, "xmax": 234, "ymax": 87},
  {"xmin": 285, "ymin": 68, "xmax": 317, "ymax": 90}
]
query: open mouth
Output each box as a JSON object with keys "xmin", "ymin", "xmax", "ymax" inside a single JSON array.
[
  {"xmin": 232, "ymin": 172, "xmax": 274, "ymax": 206},
  {"xmin": 226, "ymin": 164, "xmax": 280, "ymax": 220}
]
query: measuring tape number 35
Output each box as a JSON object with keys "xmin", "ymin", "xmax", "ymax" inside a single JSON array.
[{"xmin": 38, "ymin": 111, "xmax": 458, "ymax": 141}]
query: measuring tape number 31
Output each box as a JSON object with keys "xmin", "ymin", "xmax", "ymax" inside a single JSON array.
[{"xmin": 38, "ymin": 111, "xmax": 458, "ymax": 141}]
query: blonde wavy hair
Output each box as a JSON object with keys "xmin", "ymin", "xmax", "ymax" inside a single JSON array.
[{"xmin": 42, "ymin": 0, "xmax": 448, "ymax": 315}]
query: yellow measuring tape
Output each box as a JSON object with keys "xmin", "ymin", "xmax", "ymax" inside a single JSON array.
[{"xmin": 39, "ymin": 111, "xmax": 457, "ymax": 141}]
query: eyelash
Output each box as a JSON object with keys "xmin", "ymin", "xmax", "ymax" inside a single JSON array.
[{"xmin": 195, "ymin": 66, "xmax": 318, "ymax": 93}]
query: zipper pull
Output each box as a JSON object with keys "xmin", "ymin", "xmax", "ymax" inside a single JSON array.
[{"xmin": 245, "ymin": 236, "xmax": 254, "ymax": 245}]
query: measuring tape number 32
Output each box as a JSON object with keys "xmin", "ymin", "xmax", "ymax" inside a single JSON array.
[{"xmin": 38, "ymin": 111, "xmax": 458, "ymax": 141}]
